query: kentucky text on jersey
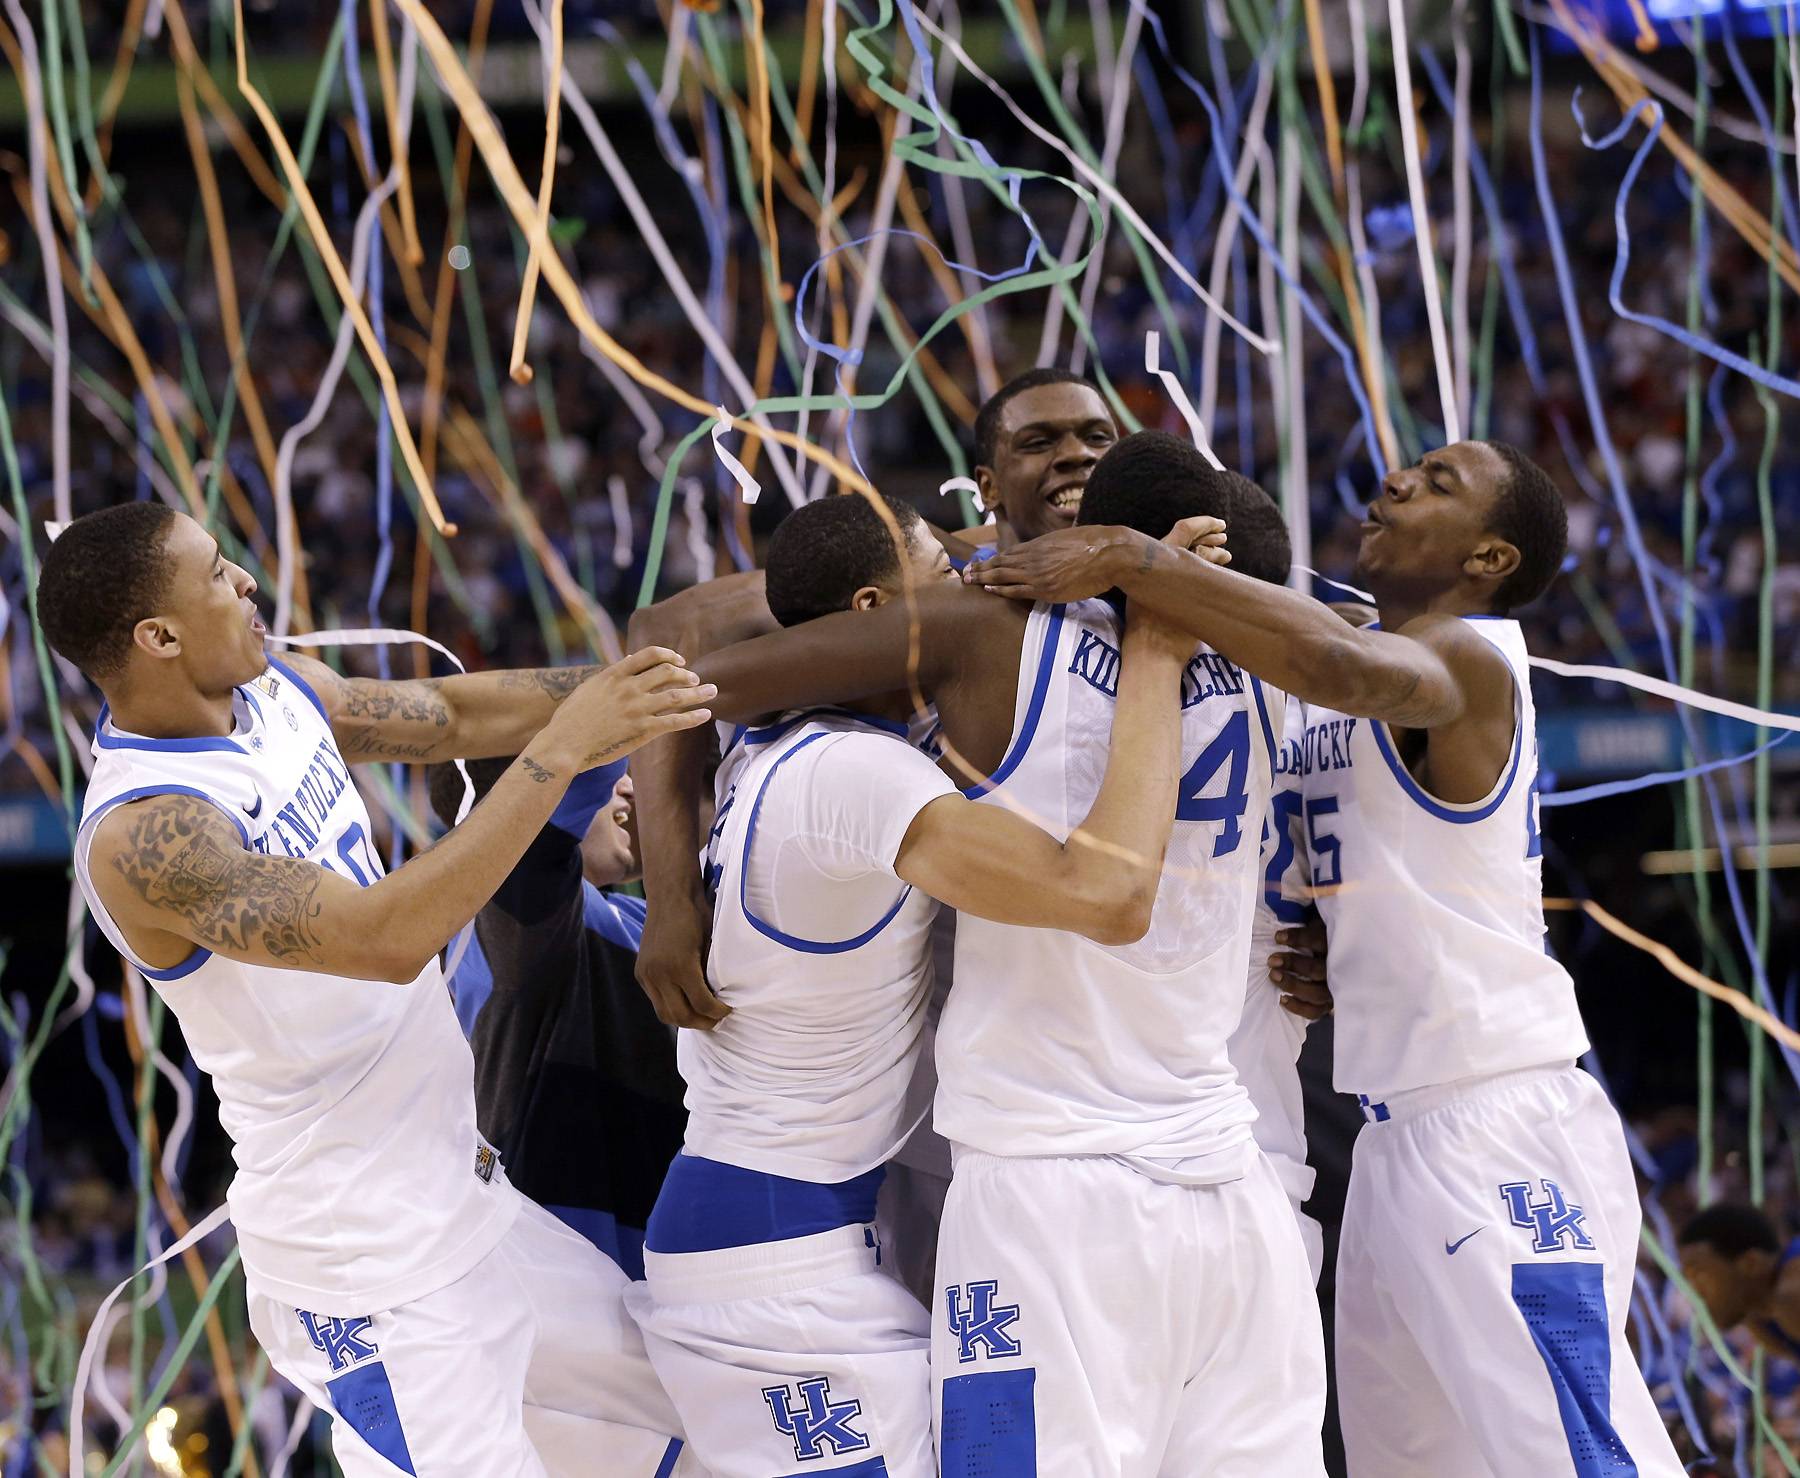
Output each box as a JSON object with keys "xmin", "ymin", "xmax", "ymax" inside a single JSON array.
[
  {"xmin": 1067, "ymin": 629, "xmax": 1245, "ymax": 708},
  {"xmin": 1292, "ymin": 717, "xmax": 1359, "ymax": 777},
  {"xmin": 250, "ymin": 737, "xmax": 352, "ymax": 858}
]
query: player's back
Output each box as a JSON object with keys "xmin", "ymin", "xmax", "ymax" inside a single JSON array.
[
  {"xmin": 685, "ymin": 710, "xmax": 952, "ymax": 1183},
  {"xmin": 936, "ymin": 598, "xmax": 1279, "ymax": 1171},
  {"xmin": 1296, "ymin": 616, "xmax": 1589, "ymax": 1103},
  {"xmin": 74, "ymin": 659, "xmax": 514, "ymax": 1314}
]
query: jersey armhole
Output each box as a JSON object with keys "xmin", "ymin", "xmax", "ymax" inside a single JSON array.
[
  {"xmin": 81, "ymin": 785, "xmax": 250, "ymax": 981},
  {"xmin": 1369, "ymin": 659, "xmax": 1524, "ymax": 823}
]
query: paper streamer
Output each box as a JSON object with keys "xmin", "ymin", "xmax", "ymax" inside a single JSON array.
[
  {"xmin": 708, "ymin": 407, "xmax": 763, "ymax": 505},
  {"xmin": 1146, "ymin": 331, "xmax": 1225, "ymax": 470}
]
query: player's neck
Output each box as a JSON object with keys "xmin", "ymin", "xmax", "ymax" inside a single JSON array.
[
  {"xmin": 106, "ymin": 672, "xmax": 237, "ymax": 740},
  {"xmin": 1373, "ymin": 581, "xmax": 1496, "ymax": 633}
]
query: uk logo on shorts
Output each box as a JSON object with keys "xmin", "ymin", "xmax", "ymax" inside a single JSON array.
[
  {"xmin": 1499, "ymin": 1179, "xmax": 1596, "ymax": 1254},
  {"xmin": 762, "ymin": 1376, "xmax": 870, "ymax": 1461},
  {"xmin": 946, "ymin": 1280, "xmax": 1022, "ymax": 1364},
  {"xmin": 297, "ymin": 1311, "xmax": 379, "ymax": 1372}
]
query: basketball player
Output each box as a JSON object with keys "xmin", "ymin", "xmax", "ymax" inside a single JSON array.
[
  {"xmin": 1679, "ymin": 1204, "xmax": 1800, "ymax": 1363},
  {"xmin": 633, "ymin": 452, "xmax": 1328, "ymax": 1475},
  {"xmin": 625, "ymin": 493, "xmax": 1195, "ymax": 1477},
  {"xmin": 39, "ymin": 503, "xmax": 714, "ymax": 1477},
  {"xmin": 967, "ymin": 435, "xmax": 1685, "ymax": 1476}
]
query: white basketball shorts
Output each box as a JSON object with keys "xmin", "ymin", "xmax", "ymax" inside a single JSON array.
[
  {"xmin": 931, "ymin": 1149, "xmax": 1326, "ymax": 1477},
  {"xmin": 248, "ymin": 1197, "xmax": 697, "ymax": 1477},
  {"xmin": 625, "ymin": 1222, "xmax": 934, "ymax": 1477},
  {"xmin": 1336, "ymin": 1061, "xmax": 1684, "ymax": 1477}
]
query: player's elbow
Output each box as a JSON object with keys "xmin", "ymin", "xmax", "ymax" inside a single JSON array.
[{"xmin": 1076, "ymin": 876, "xmax": 1158, "ymax": 946}]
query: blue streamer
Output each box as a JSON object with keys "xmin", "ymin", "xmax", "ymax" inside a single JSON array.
[
  {"xmin": 1574, "ymin": 91, "xmax": 1800, "ymax": 399},
  {"xmin": 1541, "ymin": 731, "xmax": 1791, "ymax": 809},
  {"xmin": 1529, "ymin": 21, "xmax": 1797, "ymax": 1100},
  {"xmin": 1132, "ymin": 0, "xmax": 1391, "ymax": 480}
]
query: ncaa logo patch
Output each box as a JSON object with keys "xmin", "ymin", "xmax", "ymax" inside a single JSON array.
[
  {"xmin": 945, "ymin": 1280, "xmax": 1022, "ymax": 1364},
  {"xmin": 283, "ymin": 705, "xmax": 300, "ymax": 731},
  {"xmin": 762, "ymin": 1377, "xmax": 870, "ymax": 1461},
  {"xmin": 473, "ymin": 1144, "xmax": 497, "ymax": 1183},
  {"xmin": 1499, "ymin": 1179, "xmax": 1596, "ymax": 1254}
]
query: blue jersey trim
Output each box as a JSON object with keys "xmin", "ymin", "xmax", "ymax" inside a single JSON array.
[
  {"xmin": 738, "ymin": 731, "xmax": 914, "ymax": 954},
  {"xmin": 652, "ymin": 1439, "xmax": 684, "ymax": 1478},
  {"xmin": 941, "ymin": 1368, "xmax": 1036, "ymax": 1476},
  {"xmin": 1511, "ymin": 1262, "xmax": 1637, "ymax": 1476},
  {"xmin": 777, "ymin": 1457, "xmax": 888, "ymax": 1478},
  {"xmin": 83, "ymin": 785, "xmax": 254, "ymax": 982},
  {"xmin": 745, "ymin": 709, "xmax": 911, "ymax": 747},
  {"xmin": 94, "ymin": 705, "xmax": 246, "ymax": 754},
  {"xmin": 1368, "ymin": 677, "xmax": 1524, "ymax": 824},
  {"xmin": 267, "ymin": 655, "xmax": 330, "ymax": 723},
  {"xmin": 325, "ymin": 1362, "xmax": 416, "ymax": 1475},
  {"xmin": 963, "ymin": 603, "xmax": 1066, "ymax": 799},
  {"xmin": 85, "ymin": 785, "xmax": 253, "ymax": 850},
  {"xmin": 645, "ymin": 1154, "xmax": 886, "ymax": 1252},
  {"xmin": 1248, "ymin": 674, "xmax": 1277, "ymax": 786}
]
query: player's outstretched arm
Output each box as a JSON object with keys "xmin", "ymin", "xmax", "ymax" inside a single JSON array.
[
  {"xmin": 891, "ymin": 606, "xmax": 1190, "ymax": 945},
  {"xmin": 281, "ymin": 648, "xmax": 700, "ymax": 766},
  {"xmin": 90, "ymin": 652, "xmax": 713, "ymax": 984},
  {"xmin": 966, "ymin": 527, "xmax": 1504, "ymax": 730},
  {"xmin": 624, "ymin": 576, "xmax": 777, "ymax": 1034}
]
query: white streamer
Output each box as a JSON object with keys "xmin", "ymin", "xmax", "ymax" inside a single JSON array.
[
  {"xmin": 709, "ymin": 407, "xmax": 763, "ymax": 505},
  {"xmin": 682, "ymin": 476, "xmax": 714, "ymax": 579},
  {"xmin": 269, "ymin": 23, "xmax": 418, "ymax": 638},
  {"xmin": 916, "ymin": 5, "xmax": 1278, "ymax": 356},
  {"xmin": 123, "ymin": 962, "xmax": 197, "ymax": 1195},
  {"xmin": 1387, "ymin": 0, "xmax": 1461, "ymax": 442},
  {"xmin": 1197, "ymin": 55, "xmax": 1278, "ymax": 432},
  {"xmin": 607, "ymin": 474, "xmax": 635, "ymax": 567},
  {"xmin": 69, "ymin": 1203, "xmax": 232, "ymax": 1476},
  {"xmin": 1145, "ymin": 332, "xmax": 1224, "ymax": 469},
  {"xmin": 925, "ymin": 0, "xmax": 999, "ymax": 401},
  {"xmin": 2, "ymin": 0, "xmax": 72, "ymax": 525},
  {"xmin": 939, "ymin": 475, "xmax": 981, "ymax": 499},
  {"xmin": 524, "ymin": 0, "xmax": 808, "ymax": 509},
  {"xmin": 1527, "ymin": 658, "xmax": 1800, "ymax": 734}
]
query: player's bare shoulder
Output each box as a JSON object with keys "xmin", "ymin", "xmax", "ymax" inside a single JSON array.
[{"xmin": 89, "ymin": 792, "xmax": 328, "ymax": 968}]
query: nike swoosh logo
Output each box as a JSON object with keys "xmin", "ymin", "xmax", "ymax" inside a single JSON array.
[
  {"xmin": 244, "ymin": 796, "xmax": 263, "ymax": 819},
  {"xmin": 1445, "ymin": 1228, "xmax": 1485, "ymax": 1255}
]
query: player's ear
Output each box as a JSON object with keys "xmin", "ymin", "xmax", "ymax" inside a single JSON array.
[
  {"xmin": 974, "ymin": 464, "xmax": 1000, "ymax": 514},
  {"xmin": 1463, "ymin": 537, "xmax": 1520, "ymax": 584},
  {"xmin": 850, "ymin": 583, "xmax": 888, "ymax": 612},
  {"xmin": 132, "ymin": 615, "xmax": 182, "ymax": 662}
]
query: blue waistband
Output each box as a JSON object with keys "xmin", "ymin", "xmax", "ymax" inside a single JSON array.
[{"xmin": 644, "ymin": 1153, "xmax": 885, "ymax": 1254}]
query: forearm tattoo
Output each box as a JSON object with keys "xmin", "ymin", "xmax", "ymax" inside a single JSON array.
[
  {"xmin": 336, "ymin": 679, "xmax": 451, "ymax": 727},
  {"xmin": 496, "ymin": 665, "xmax": 601, "ymax": 701},
  {"xmin": 110, "ymin": 795, "xmax": 328, "ymax": 965},
  {"xmin": 519, "ymin": 755, "xmax": 557, "ymax": 784}
]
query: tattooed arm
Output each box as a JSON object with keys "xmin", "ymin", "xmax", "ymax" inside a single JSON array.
[
  {"xmin": 278, "ymin": 651, "xmax": 621, "ymax": 765},
  {"xmin": 88, "ymin": 651, "xmax": 715, "ymax": 982}
]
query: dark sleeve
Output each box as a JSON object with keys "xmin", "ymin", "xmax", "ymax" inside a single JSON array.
[{"xmin": 464, "ymin": 817, "xmax": 586, "ymax": 1170}]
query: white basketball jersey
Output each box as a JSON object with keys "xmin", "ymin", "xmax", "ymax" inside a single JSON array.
[
  {"xmin": 936, "ymin": 599, "xmax": 1279, "ymax": 1170},
  {"xmin": 1295, "ymin": 618, "xmax": 1589, "ymax": 1099},
  {"xmin": 685, "ymin": 711, "xmax": 953, "ymax": 1183},
  {"xmin": 74, "ymin": 659, "xmax": 517, "ymax": 1315}
]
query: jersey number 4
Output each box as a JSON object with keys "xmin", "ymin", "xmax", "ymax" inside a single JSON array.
[{"xmin": 1177, "ymin": 710, "xmax": 1251, "ymax": 857}]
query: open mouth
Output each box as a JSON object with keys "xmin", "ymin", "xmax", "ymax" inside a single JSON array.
[
  {"xmin": 1045, "ymin": 481, "xmax": 1086, "ymax": 514},
  {"xmin": 249, "ymin": 612, "xmax": 267, "ymax": 636}
]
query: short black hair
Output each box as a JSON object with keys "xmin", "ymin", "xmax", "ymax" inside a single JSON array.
[
  {"xmin": 1077, "ymin": 431, "xmax": 1291, "ymax": 586},
  {"xmin": 1679, "ymin": 1204, "xmax": 1782, "ymax": 1258},
  {"xmin": 36, "ymin": 502, "xmax": 180, "ymax": 681},
  {"xmin": 427, "ymin": 756, "xmax": 512, "ymax": 830},
  {"xmin": 764, "ymin": 494, "xmax": 923, "ymax": 629},
  {"xmin": 974, "ymin": 368, "xmax": 1101, "ymax": 468},
  {"xmin": 1479, "ymin": 441, "xmax": 1567, "ymax": 613}
]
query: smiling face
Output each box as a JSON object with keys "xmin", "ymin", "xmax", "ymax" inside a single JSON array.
[
  {"xmin": 1354, "ymin": 440, "xmax": 1519, "ymax": 608},
  {"xmin": 580, "ymin": 773, "xmax": 640, "ymax": 888},
  {"xmin": 978, "ymin": 382, "xmax": 1119, "ymax": 542},
  {"xmin": 143, "ymin": 513, "xmax": 268, "ymax": 694}
]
